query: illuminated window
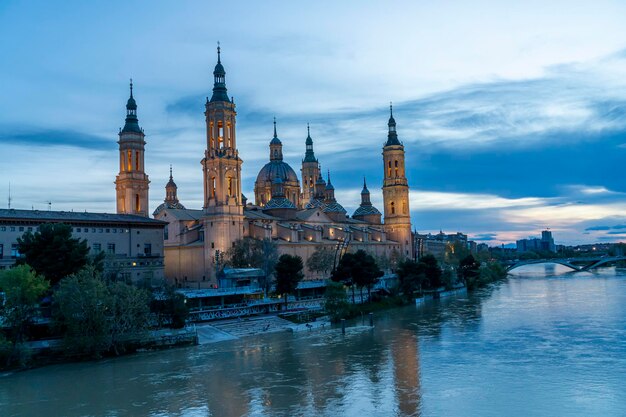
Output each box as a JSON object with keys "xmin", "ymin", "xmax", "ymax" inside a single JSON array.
[
  {"xmin": 228, "ymin": 177, "xmax": 233, "ymax": 196},
  {"xmin": 211, "ymin": 177, "xmax": 216, "ymax": 197},
  {"xmin": 218, "ymin": 121, "xmax": 224, "ymax": 148},
  {"xmin": 135, "ymin": 194, "xmax": 140, "ymax": 212},
  {"xmin": 135, "ymin": 151, "xmax": 140, "ymax": 171},
  {"xmin": 395, "ymin": 160, "xmax": 399, "ymax": 177},
  {"xmin": 127, "ymin": 150, "xmax": 132, "ymax": 171},
  {"xmin": 388, "ymin": 161, "xmax": 391, "ymax": 176}
]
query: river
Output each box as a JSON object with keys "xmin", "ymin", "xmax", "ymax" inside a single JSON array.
[{"xmin": 1, "ymin": 265, "xmax": 625, "ymax": 417}]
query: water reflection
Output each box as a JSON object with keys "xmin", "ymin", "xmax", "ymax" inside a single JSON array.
[{"xmin": 1, "ymin": 269, "xmax": 625, "ymax": 417}]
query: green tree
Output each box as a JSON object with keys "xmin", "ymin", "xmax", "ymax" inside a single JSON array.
[
  {"xmin": 150, "ymin": 284, "xmax": 188, "ymax": 329},
  {"xmin": 351, "ymin": 250, "xmax": 383, "ymax": 302},
  {"xmin": 459, "ymin": 254, "xmax": 481, "ymax": 290},
  {"xmin": 226, "ymin": 237, "xmax": 278, "ymax": 296},
  {"xmin": 324, "ymin": 281, "xmax": 350, "ymax": 322},
  {"xmin": 331, "ymin": 252, "xmax": 357, "ymax": 303},
  {"xmin": 52, "ymin": 267, "xmax": 111, "ymax": 357},
  {"xmin": 421, "ymin": 254, "xmax": 443, "ymax": 289},
  {"xmin": 0, "ymin": 265, "xmax": 49, "ymax": 365},
  {"xmin": 444, "ymin": 241, "xmax": 470, "ymax": 266},
  {"xmin": 17, "ymin": 223, "xmax": 90, "ymax": 286},
  {"xmin": 108, "ymin": 282, "xmax": 150, "ymax": 354},
  {"xmin": 306, "ymin": 246, "xmax": 335, "ymax": 278},
  {"xmin": 274, "ymin": 254, "xmax": 304, "ymax": 309},
  {"xmin": 396, "ymin": 259, "xmax": 426, "ymax": 298}
]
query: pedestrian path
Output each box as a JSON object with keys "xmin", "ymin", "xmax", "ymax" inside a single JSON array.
[{"xmin": 210, "ymin": 316, "xmax": 293, "ymax": 338}]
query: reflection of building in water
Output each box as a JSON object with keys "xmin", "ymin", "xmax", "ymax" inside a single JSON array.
[{"xmin": 391, "ymin": 331, "xmax": 421, "ymax": 416}]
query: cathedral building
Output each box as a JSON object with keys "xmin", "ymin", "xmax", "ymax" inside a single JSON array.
[{"xmin": 151, "ymin": 48, "xmax": 413, "ymax": 286}]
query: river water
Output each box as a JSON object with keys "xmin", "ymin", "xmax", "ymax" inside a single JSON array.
[{"xmin": 1, "ymin": 265, "xmax": 625, "ymax": 417}]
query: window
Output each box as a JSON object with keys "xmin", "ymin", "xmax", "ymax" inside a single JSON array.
[
  {"xmin": 127, "ymin": 150, "xmax": 132, "ymax": 171},
  {"xmin": 11, "ymin": 244, "xmax": 19, "ymax": 258},
  {"xmin": 10, "ymin": 227, "xmax": 15, "ymax": 232},
  {"xmin": 113, "ymin": 228, "xmax": 117, "ymax": 233},
  {"xmin": 395, "ymin": 160, "xmax": 399, "ymax": 177},
  {"xmin": 76, "ymin": 227, "xmax": 81, "ymax": 232},
  {"xmin": 0, "ymin": 226, "xmax": 5, "ymax": 231},
  {"xmin": 19, "ymin": 227, "xmax": 24, "ymax": 232},
  {"xmin": 27, "ymin": 227, "xmax": 32, "ymax": 232},
  {"xmin": 144, "ymin": 243, "xmax": 152, "ymax": 256},
  {"xmin": 164, "ymin": 225, "xmax": 169, "ymax": 240},
  {"xmin": 211, "ymin": 242, "xmax": 215, "ymax": 249},
  {"xmin": 107, "ymin": 243, "xmax": 115, "ymax": 254},
  {"xmin": 0, "ymin": 244, "xmax": 3, "ymax": 258},
  {"xmin": 92, "ymin": 243, "xmax": 101, "ymax": 252},
  {"xmin": 106, "ymin": 228, "xmax": 110, "ymax": 233},
  {"xmin": 98, "ymin": 228, "xmax": 103, "ymax": 233},
  {"xmin": 135, "ymin": 151, "xmax": 140, "ymax": 171},
  {"xmin": 92, "ymin": 228, "xmax": 96, "ymax": 233},
  {"xmin": 387, "ymin": 161, "xmax": 391, "ymax": 177},
  {"xmin": 227, "ymin": 177, "xmax": 233, "ymax": 196},
  {"xmin": 135, "ymin": 194, "xmax": 140, "ymax": 212},
  {"xmin": 211, "ymin": 177, "xmax": 216, "ymax": 198},
  {"xmin": 391, "ymin": 201, "xmax": 395, "ymax": 214}
]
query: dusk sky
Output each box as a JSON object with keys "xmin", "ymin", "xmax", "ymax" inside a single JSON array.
[{"xmin": 2, "ymin": 0, "xmax": 626, "ymax": 245}]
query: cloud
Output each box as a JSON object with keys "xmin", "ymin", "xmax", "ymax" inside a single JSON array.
[
  {"xmin": 472, "ymin": 233, "xmax": 498, "ymax": 241},
  {"xmin": 0, "ymin": 127, "xmax": 112, "ymax": 150}
]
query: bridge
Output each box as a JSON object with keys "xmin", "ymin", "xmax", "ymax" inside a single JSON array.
[{"xmin": 506, "ymin": 256, "xmax": 626, "ymax": 272}]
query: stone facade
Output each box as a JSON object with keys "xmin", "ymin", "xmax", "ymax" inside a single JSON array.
[{"xmin": 152, "ymin": 48, "xmax": 414, "ymax": 288}]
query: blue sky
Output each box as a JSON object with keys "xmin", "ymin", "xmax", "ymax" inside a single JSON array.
[{"xmin": 1, "ymin": 0, "xmax": 626, "ymax": 245}]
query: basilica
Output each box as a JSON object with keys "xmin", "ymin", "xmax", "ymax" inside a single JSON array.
[{"xmin": 115, "ymin": 48, "xmax": 413, "ymax": 286}]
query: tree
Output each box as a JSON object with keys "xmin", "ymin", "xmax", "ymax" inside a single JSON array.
[
  {"xmin": 52, "ymin": 267, "xmax": 111, "ymax": 357},
  {"xmin": 150, "ymin": 284, "xmax": 188, "ymax": 329},
  {"xmin": 0, "ymin": 265, "xmax": 49, "ymax": 365},
  {"xmin": 445, "ymin": 240, "xmax": 470, "ymax": 266},
  {"xmin": 226, "ymin": 237, "xmax": 278, "ymax": 296},
  {"xmin": 396, "ymin": 259, "xmax": 426, "ymax": 298},
  {"xmin": 421, "ymin": 254, "xmax": 443, "ymax": 289},
  {"xmin": 331, "ymin": 252, "xmax": 357, "ymax": 303},
  {"xmin": 459, "ymin": 254, "xmax": 481, "ymax": 290},
  {"xmin": 107, "ymin": 282, "xmax": 150, "ymax": 354},
  {"xmin": 274, "ymin": 254, "xmax": 304, "ymax": 309},
  {"xmin": 306, "ymin": 246, "xmax": 335, "ymax": 277},
  {"xmin": 17, "ymin": 223, "xmax": 90, "ymax": 286},
  {"xmin": 324, "ymin": 281, "xmax": 350, "ymax": 322},
  {"xmin": 351, "ymin": 250, "xmax": 383, "ymax": 302}
]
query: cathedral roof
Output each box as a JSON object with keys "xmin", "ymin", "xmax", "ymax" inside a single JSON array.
[
  {"xmin": 264, "ymin": 196, "xmax": 297, "ymax": 210},
  {"xmin": 153, "ymin": 201, "xmax": 186, "ymax": 216},
  {"xmin": 322, "ymin": 201, "xmax": 347, "ymax": 214},
  {"xmin": 353, "ymin": 205, "xmax": 381, "ymax": 217},
  {"xmin": 305, "ymin": 197, "xmax": 325, "ymax": 209},
  {"xmin": 256, "ymin": 160, "xmax": 299, "ymax": 185}
]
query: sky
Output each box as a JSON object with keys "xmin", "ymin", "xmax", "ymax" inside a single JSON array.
[{"xmin": 1, "ymin": 0, "xmax": 626, "ymax": 246}]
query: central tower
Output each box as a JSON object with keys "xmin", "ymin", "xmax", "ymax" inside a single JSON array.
[
  {"xmin": 382, "ymin": 104, "xmax": 412, "ymax": 258},
  {"xmin": 201, "ymin": 45, "xmax": 244, "ymax": 281}
]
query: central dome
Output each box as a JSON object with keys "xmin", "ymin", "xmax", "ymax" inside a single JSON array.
[{"xmin": 256, "ymin": 160, "xmax": 299, "ymax": 184}]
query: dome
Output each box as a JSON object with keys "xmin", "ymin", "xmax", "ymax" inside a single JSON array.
[
  {"xmin": 353, "ymin": 205, "xmax": 381, "ymax": 217},
  {"xmin": 153, "ymin": 201, "xmax": 186, "ymax": 216},
  {"xmin": 264, "ymin": 196, "xmax": 296, "ymax": 210},
  {"xmin": 256, "ymin": 160, "xmax": 299, "ymax": 185},
  {"xmin": 323, "ymin": 201, "xmax": 347, "ymax": 214},
  {"xmin": 305, "ymin": 198, "xmax": 324, "ymax": 209},
  {"xmin": 213, "ymin": 62, "xmax": 225, "ymax": 75}
]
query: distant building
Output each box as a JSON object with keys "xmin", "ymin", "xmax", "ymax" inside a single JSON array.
[
  {"xmin": 516, "ymin": 229, "xmax": 556, "ymax": 253},
  {"xmin": 0, "ymin": 209, "xmax": 166, "ymax": 284},
  {"xmin": 414, "ymin": 230, "xmax": 474, "ymax": 262}
]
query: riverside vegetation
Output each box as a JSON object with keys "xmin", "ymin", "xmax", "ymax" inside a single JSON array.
[{"xmin": 0, "ymin": 224, "xmax": 188, "ymax": 370}]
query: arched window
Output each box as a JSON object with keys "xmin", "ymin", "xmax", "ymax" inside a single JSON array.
[
  {"xmin": 402, "ymin": 201, "xmax": 407, "ymax": 214},
  {"xmin": 211, "ymin": 177, "xmax": 216, "ymax": 198},
  {"xmin": 394, "ymin": 160, "xmax": 398, "ymax": 177},
  {"xmin": 135, "ymin": 194, "xmax": 140, "ymax": 212},
  {"xmin": 135, "ymin": 151, "xmax": 140, "ymax": 171},
  {"xmin": 227, "ymin": 177, "xmax": 233, "ymax": 197},
  {"xmin": 391, "ymin": 201, "xmax": 395, "ymax": 214},
  {"xmin": 388, "ymin": 161, "xmax": 392, "ymax": 177},
  {"xmin": 127, "ymin": 150, "xmax": 132, "ymax": 171}
]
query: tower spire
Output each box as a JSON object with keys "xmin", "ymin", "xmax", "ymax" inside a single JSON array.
[
  {"xmin": 217, "ymin": 41, "xmax": 221, "ymax": 64},
  {"xmin": 130, "ymin": 78, "xmax": 134, "ymax": 98},
  {"xmin": 273, "ymin": 117, "xmax": 277, "ymax": 138},
  {"xmin": 385, "ymin": 101, "xmax": 400, "ymax": 146},
  {"xmin": 210, "ymin": 42, "xmax": 229, "ymax": 102},
  {"xmin": 169, "ymin": 164, "xmax": 173, "ymax": 180}
]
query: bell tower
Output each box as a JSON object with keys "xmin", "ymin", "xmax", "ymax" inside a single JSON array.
[
  {"xmin": 201, "ymin": 45, "xmax": 244, "ymax": 281},
  {"xmin": 115, "ymin": 80, "xmax": 150, "ymax": 217},
  {"xmin": 382, "ymin": 104, "xmax": 412, "ymax": 258},
  {"xmin": 301, "ymin": 124, "xmax": 319, "ymax": 206}
]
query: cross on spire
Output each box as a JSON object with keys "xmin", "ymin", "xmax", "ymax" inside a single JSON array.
[{"xmin": 217, "ymin": 41, "xmax": 221, "ymax": 63}]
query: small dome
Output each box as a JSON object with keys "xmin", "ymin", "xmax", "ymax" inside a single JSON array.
[
  {"xmin": 126, "ymin": 96, "xmax": 137, "ymax": 110},
  {"xmin": 214, "ymin": 62, "xmax": 225, "ymax": 75},
  {"xmin": 153, "ymin": 201, "xmax": 186, "ymax": 216},
  {"xmin": 256, "ymin": 161, "xmax": 299, "ymax": 185},
  {"xmin": 353, "ymin": 205, "xmax": 381, "ymax": 217},
  {"xmin": 323, "ymin": 201, "xmax": 346, "ymax": 214},
  {"xmin": 305, "ymin": 198, "xmax": 324, "ymax": 209},
  {"xmin": 264, "ymin": 196, "xmax": 296, "ymax": 210},
  {"xmin": 270, "ymin": 136, "xmax": 282, "ymax": 145}
]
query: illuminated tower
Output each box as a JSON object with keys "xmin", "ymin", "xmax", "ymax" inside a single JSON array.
[
  {"xmin": 382, "ymin": 104, "xmax": 412, "ymax": 257},
  {"xmin": 201, "ymin": 45, "xmax": 244, "ymax": 280},
  {"xmin": 115, "ymin": 80, "xmax": 150, "ymax": 217},
  {"xmin": 301, "ymin": 124, "xmax": 319, "ymax": 205}
]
